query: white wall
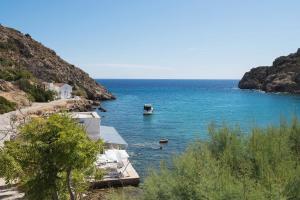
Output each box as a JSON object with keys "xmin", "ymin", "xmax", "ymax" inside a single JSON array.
[
  {"xmin": 59, "ymin": 84, "xmax": 72, "ymax": 99},
  {"xmin": 77, "ymin": 117, "xmax": 101, "ymax": 140}
]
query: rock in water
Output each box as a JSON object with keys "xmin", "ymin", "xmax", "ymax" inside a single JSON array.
[
  {"xmin": 0, "ymin": 24, "xmax": 115, "ymax": 100},
  {"xmin": 239, "ymin": 48, "xmax": 300, "ymax": 94}
]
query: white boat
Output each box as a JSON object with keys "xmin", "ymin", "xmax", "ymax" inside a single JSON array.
[{"xmin": 143, "ymin": 104, "xmax": 153, "ymax": 115}]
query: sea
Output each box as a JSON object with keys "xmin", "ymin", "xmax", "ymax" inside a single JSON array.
[{"xmin": 95, "ymin": 79, "xmax": 300, "ymax": 179}]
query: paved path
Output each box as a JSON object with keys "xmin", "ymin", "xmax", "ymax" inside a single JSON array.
[{"xmin": 0, "ymin": 99, "xmax": 75, "ymax": 145}]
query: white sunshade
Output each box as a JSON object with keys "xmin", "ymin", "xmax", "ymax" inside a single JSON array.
[
  {"xmin": 96, "ymin": 149, "xmax": 129, "ymax": 164},
  {"xmin": 105, "ymin": 149, "xmax": 129, "ymax": 162}
]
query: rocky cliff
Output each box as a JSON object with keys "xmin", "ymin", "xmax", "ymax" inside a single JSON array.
[
  {"xmin": 239, "ymin": 49, "xmax": 300, "ymax": 93},
  {"xmin": 0, "ymin": 24, "xmax": 115, "ymax": 100}
]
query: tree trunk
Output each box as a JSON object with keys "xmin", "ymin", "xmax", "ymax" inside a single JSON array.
[
  {"xmin": 66, "ymin": 168, "xmax": 76, "ymax": 200},
  {"xmin": 51, "ymin": 191, "xmax": 59, "ymax": 200}
]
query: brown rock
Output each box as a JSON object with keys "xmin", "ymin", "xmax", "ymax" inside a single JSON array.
[
  {"xmin": 0, "ymin": 25, "xmax": 115, "ymax": 100},
  {"xmin": 239, "ymin": 48, "xmax": 300, "ymax": 94}
]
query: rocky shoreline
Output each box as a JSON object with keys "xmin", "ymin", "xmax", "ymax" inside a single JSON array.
[{"xmin": 239, "ymin": 48, "xmax": 300, "ymax": 94}]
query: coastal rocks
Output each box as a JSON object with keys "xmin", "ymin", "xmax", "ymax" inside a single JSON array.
[
  {"xmin": 0, "ymin": 24, "xmax": 115, "ymax": 100},
  {"xmin": 238, "ymin": 67, "xmax": 269, "ymax": 90},
  {"xmin": 239, "ymin": 48, "xmax": 300, "ymax": 94}
]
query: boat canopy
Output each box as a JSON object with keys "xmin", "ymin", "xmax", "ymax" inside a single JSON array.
[{"xmin": 144, "ymin": 104, "xmax": 152, "ymax": 110}]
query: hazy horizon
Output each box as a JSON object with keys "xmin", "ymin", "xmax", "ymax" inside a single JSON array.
[
  {"xmin": 1, "ymin": 0, "xmax": 300, "ymax": 79},
  {"xmin": 95, "ymin": 78, "xmax": 240, "ymax": 80}
]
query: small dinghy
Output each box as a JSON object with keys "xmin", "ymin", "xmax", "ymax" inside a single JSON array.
[
  {"xmin": 143, "ymin": 104, "xmax": 154, "ymax": 115},
  {"xmin": 159, "ymin": 139, "xmax": 168, "ymax": 144}
]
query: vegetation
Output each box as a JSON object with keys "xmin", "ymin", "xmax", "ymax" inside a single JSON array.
[
  {"xmin": 0, "ymin": 96, "xmax": 16, "ymax": 114},
  {"xmin": 107, "ymin": 187, "xmax": 142, "ymax": 200},
  {"xmin": 72, "ymin": 88, "xmax": 87, "ymax": 98},
  {"xmin": 0, "ymin": 67, "xmax": 55, "ymax": 102},
  {"xmin": 139, "ymin": 119, "xmax": 300, "ymax": 200},
  {"xmin": 16, "ymin": 79, "xmax": 55, "ymax": 102},
  {"xmin": 0, "ymin": 38, "xmax": 18, "ymax": 52},
  {"xmin": 0, "ymin": 114, "xmax": 103, "ymax": 200},
  {"xmin": 0, "ymin": 66, "xmax": 32, "ymax": 81}
]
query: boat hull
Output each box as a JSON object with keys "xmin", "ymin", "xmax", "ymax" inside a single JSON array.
[{"xmin": 143, "ymin": 109, "xmax": 153, "ymax": 115}]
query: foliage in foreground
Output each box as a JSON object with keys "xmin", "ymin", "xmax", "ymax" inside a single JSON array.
[
  {"xmin": 0, "ymin": 114, "xmax": 103, "ymax": 200},
  {"xmin": 141, "ymin": 119, "xmax": 300, "ymax": 200},
  {"xmin": 0, "ymin": 96, "xmax": 16, "ymax": 114}
]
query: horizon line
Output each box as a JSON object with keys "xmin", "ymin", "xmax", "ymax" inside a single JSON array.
[{"xmin": 93, "ymin": 78, "xmax": 241, "ymax": 80}]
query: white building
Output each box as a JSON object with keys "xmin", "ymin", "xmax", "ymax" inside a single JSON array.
[
  {"xmin": 71, "ymin": 112, "xmax": 128, "ymax": 149},
  {"xmin": 71, "ymin": 112, "xmax": 101, "ymax": 140},
  {"xmin": 44, "ymin": 83, "xmax": 72, "ymax": 99},
  {"xmin": 71, "ymin": 112, "xmax": 138, "ymax": 186}
]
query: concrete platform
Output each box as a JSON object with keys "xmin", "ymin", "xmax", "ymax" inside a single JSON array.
[{"xmin": 91, "ymin": 162, "xmax": 140, "ymax": 189}]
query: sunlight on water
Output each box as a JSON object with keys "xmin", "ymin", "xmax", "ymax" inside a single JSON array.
[{"xmin": 96, "ymin": 79, "xmax": 300, "ymax": 179}]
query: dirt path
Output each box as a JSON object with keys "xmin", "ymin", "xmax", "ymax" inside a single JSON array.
[{"xmin": 0, "ymin": 99, "xmax": 75, "ymax": 145}]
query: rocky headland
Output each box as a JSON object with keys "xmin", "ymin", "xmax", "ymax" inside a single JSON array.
[
  {"xmin": 239, "ymin": 48, "xmax": 300, "ymax": 94},
  {"xmin": 0, "ymin": 24, "xmax": 115, "ymax": 100}
]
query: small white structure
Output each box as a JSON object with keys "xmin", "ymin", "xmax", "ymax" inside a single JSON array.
[
  {"xmin": 71, "ymin": 111, "xmax": 139, "ymax": 186},
  {"xmin": 44, "ymin": 82, "xmax": 72, "ymax": 99},
  {"xmin": 71, "ymin": 112, "xmax": 101, "ymax": 140},
  {"xmin": 71, "ymin": 112, "xmax": 128, "ymax": 149}
]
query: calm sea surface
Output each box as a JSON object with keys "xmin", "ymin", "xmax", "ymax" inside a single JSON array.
[{"xmin": 96, "ymin": 79, "xmax": 300, "ymax": 179}]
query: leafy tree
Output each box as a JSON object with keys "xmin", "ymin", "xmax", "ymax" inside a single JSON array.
[{"xmin": 0, "ymin": 114, "xmax": 103, "ymax": 199}]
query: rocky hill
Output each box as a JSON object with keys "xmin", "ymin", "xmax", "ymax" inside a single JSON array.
[
  {"xmin": 0, "ymin": 79, "xmax": 31, "ymax": 107},
  {"xmin": 239, "ymin": 49, "xmax": 300, "ymax": 93},
  {"xmin": 0, "ymin": 24, "xmax": 114, "ymax": 100}
]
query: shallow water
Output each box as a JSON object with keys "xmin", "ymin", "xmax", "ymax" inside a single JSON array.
[{"xmin": 96, "ymin": 79, "xmax": 300, "ymax": 179}]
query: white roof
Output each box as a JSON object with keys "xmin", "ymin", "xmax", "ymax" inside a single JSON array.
[
  {"xmin": 71, "ymin": 112, "xmax": 100, "ymax": 119},
  {"xmin": 100, "ymin": 126, "xmax": 128, "ymax": 147}
]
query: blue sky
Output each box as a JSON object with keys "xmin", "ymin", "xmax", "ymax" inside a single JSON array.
[{"xmin": 1, "ymin": 0, "xmax": 300, "ymax": 79}]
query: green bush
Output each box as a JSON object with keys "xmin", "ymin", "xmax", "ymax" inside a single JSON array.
[
  {"xmin": 0, "ymin": 67, "xmax": 54, "ymax": 102},
  {"xmin": 0, "ymin": 39, "xmax": 18, "ymax": 51},
  {"xmin": 72, "ymin": 88, "xmax": 87, "ymax": 97},
  {"xmin": 16, "ymin": 79, "xmax": 55, "ymax": 102},
  {"xmin": 0, "ymin": 67, "xmax": 32, "ymax": 81},
  {"xmin": 0, "ymin": 96, "xmax": 16, "ymax": 114},
  {"xmin": 142, "ymin": 119, "xmax": 300, "ymax": 200}
]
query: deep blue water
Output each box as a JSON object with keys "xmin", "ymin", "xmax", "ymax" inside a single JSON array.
[{"xmin": 96, "ymin": 79, "xmax": 300, "ymax": 179}]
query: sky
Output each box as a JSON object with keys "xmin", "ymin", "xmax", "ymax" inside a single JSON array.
[{"xmin": 1, "ymin": 0, "xmax": 300, "ymax": 79}]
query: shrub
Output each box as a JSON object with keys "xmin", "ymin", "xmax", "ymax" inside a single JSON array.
[
  {"xmin": 142, "ymin": 119, "xmax": 300, "ymax": 200},
  {"xmin": 0, "ymin": 39, "xmax": 18, "ymax": 51},
  {"xmin": 72, "ymin": 88, "xmax": 87, "ymax": 97},
  {"xmin": 0, "ymin": 96, "xmax": 16, "ymax": 114},
  {"xmin": 16, "ymin": 79, "xmax": 55, "ymax": 102},
  {"xmin": 0, "ymin": 67, "xmax": 32, "ymax": 81}
]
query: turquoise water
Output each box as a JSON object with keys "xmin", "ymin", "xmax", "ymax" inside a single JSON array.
[{"xmin": 96, "ymin": 79, "xmax": 300, "ymax": 179}]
